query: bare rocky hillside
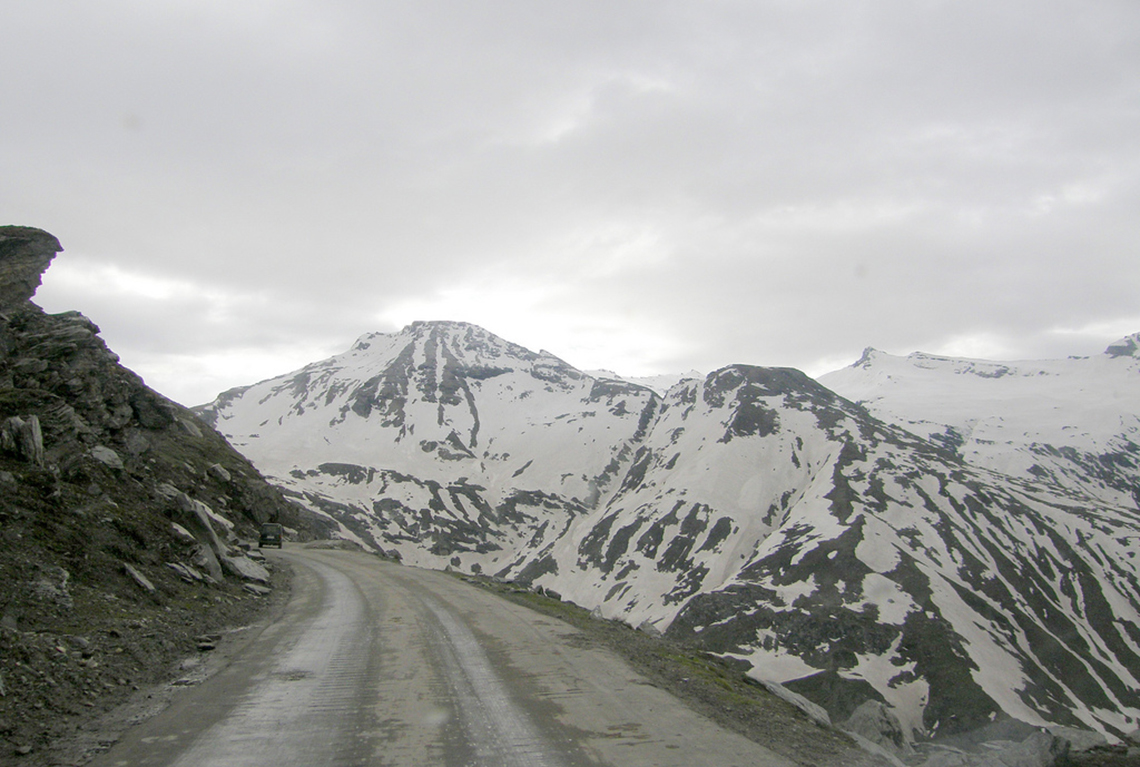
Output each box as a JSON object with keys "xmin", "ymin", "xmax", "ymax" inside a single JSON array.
[{"xmin": 0, "ymin": 226, "xmax": 320, "ymax": 762}]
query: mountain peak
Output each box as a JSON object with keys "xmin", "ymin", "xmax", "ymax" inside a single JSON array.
[
  {"xmin": 853, "ymin": 347, "xmax": 883, "ymax": 368},
  {"xmin": 404, "ymin": 319, "xmax": 479, "ymax": 334},
  {"xmin": 345, "ymin": 321, "xmax": 537, "ymax": 365}
]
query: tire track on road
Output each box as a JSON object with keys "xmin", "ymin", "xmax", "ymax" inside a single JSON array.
[
  {"xmin": 167, "ymin": 557, "xmax": 376, "ymax": 767},
  {"xmin": 421, "ymin": 596, "xmax": 569, "ymax": 767}
]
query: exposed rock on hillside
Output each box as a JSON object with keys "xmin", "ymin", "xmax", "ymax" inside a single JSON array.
[
  {"xmin": 0, "ymin": 227, "xmax": 60, "ymax": 314},
  {"xmin": 0, "ymin": 226, "xmax": 318, "ymax": 762}
]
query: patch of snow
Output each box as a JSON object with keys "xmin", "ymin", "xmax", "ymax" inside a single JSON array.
[{"xmin": 860, "ymin": 574, "xmax": 914, "ymax": 625}]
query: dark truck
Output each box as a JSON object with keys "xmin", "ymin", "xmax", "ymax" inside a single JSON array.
[{"xmin": 258, "ymin": 522, "xmax": 284, "ymax": 548}]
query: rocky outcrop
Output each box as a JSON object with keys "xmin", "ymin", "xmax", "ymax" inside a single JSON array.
[
  {"xmin": 0, "ymin": 226, "xmax": 61, "ymax": 314},
  {"xmin": 0, "ymin": 232, "xmax": 309, "ymax": 532},
  {"xmin": 907, "ymin": 725, "xmax": 1112, "ymax": 767},
  {"xmin": 843, "ymin": 701, "xmax": 914, "ymax": 758},
  {"xmin": 0, "ymin": 226, "xmax": 319, "ymax": 759},
  {"xmin": 0, "ymin": 414, "xmax": 44, "ymax": 465}
]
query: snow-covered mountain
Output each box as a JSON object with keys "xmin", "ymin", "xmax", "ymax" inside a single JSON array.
[
  {"xmin": 818, "ymin": 335, "xmax": 1140, "ymax": 510},
  {"xmin": 196, "ymin": 322, "xmax": 1140, "ymax": 741},
  {"xmin": 198, "ymin": 321, "xmax": 659, "ymax": 570}
]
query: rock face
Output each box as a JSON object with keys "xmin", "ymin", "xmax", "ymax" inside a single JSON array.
[
  {"xmin": 0, "ymin": 227, "xmax": 322, "ymax": 758},
  {"xmin": 199, "ymin": 320, "xmax": 1140, "ymax": 742},
  {"xmin": 0, "ymin": 226, "xmax": 61, "ymax": 314}
]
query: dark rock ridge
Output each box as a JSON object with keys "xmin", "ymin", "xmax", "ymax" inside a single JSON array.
[
  {"xmin": 0, "ymin": 226, "xmax": 321, "ymax": 761},
  {"xmin": 0, "ymin": 227, "xmax": 60, "ymax": 314},
  {"xmin": 199, "ymin": 322, "xmax": 1140, "ymax": 746}
]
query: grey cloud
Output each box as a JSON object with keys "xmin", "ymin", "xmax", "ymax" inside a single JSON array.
[{"xmin": 7, "ymin": 0, "xmax": 1140, "ymax": 404}]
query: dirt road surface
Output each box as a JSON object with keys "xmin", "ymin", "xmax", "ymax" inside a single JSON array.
[{"xmin": 88, "ymin": 547, "xmax": 796, "ymax": 767}]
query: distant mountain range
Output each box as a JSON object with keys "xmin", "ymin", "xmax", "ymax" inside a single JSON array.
[
  {"xmin": 195, "ymin": 321, "xmax": 1140, "ymax": 741},
  {"xmin": 819, "ymin": 338, "xmax": 1140, "ymax": 510}
]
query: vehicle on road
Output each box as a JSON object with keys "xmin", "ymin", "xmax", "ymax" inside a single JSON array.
[{"xmin": 258, "ymin": 523, "xmax": 284, "ymax": 548}]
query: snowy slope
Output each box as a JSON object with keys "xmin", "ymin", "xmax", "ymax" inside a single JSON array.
[
  {"xmin": 196, "ymin": 321, "xmax": 657, "ymax": 568},
  {"xmin": 197, "ymin": 323, "xmax": 1140, "ymax": 740},
  {"xmin": 818, "ymin": 334, "xmax": 1140, "ymax": 509},
  {"xmin": 585, "ymin": 369, "xmax": 704, "ymax": 396},
  {"xmin": 533, "ymin": 364, "xmax": 1140, "ymax": 738}
]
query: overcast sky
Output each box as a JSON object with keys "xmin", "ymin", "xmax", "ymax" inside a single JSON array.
[{"xmin": 5, "ymin": 0, "xmax": 1139, "ymax": 406}]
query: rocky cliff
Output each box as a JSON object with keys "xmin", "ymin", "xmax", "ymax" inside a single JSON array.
[{"xmin": 0, "ymin": 226, "xmax": 318, "ymax": 761}]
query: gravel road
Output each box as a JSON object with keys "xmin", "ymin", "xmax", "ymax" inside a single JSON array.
[{"xmin": 86, "ymin": 547, "xmax": 797, "ymax": 767}]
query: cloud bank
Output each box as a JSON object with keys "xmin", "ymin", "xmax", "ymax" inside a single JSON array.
[{"xmin": 4, "ymin": 0, "xmax": 1138, "ymax": 404}]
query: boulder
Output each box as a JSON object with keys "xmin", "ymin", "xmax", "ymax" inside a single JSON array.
[
  {"xmin": 1046, "ymin": 726, "xmax": 1109, "ymax": 758},
  {"xmin": 0, "ymin": 415, "xmax": 44, "ymax": 466},
  {"xmin": 30, "ymin": 565, "xmax": 72, "ymax": 609},
  {"xmin": 983, "ymin": 731, "xmax": 1055, "ymax": 767},
  {"xmin": 191, "ymin": 544, "xmax": 223, "ymax": 583},
  {"xmin": 754, "ymin": 678, "xmax": 832, "ymax": 727},
  {"xmin": 166, "ymin": 488, "xmax": 230, "ymax": 582},
  {"xmin": 636, "ymin": 619, "xmax": 663, "ymax": 637},
  {"xmin": 171, "ymin": 491, "xmax": 227, "ymax": 556},
  {"xmin": 166, "ymin": 562, "xmax": 205, "ymax": 583},
  {"xmin": 842, "ymin": 700, "xmax": 914, "ymax": 758},
  {"xmin": 90, "ymin": 445, "xmax": 124, "ymax": 470},
  {"xmin": 220, "ymin": 554, "xmax": 270, "ymax": 584},
  {"xmin": 170, "ymin": 522, "xmax": 197, "ymax": 544},
  {"xmin": 915, "ymin": 727, "xmax": 1112, "ymax": 767},
  {"xmin": 122, "ymin": 563, "xmax": 156, "ymax": 594}
]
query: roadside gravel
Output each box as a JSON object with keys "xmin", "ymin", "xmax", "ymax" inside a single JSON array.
[{"xmin": 3, "ymin": 560, "xmax": 291, "ymax": 767}]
